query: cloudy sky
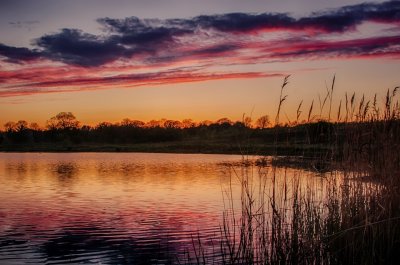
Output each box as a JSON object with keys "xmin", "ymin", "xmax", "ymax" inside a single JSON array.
[{"xmin": 1, "ymin": 0, "xmax": 399, "ymax": 126}]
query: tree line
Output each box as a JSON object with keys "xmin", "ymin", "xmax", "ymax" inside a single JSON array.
[
  {"xmin": 1, "ymin": 112, "xmax": 280, "ymax": 145},
  {"xmin": 1, "ymin": 111, "xmax": 344, "ymax": 150}
]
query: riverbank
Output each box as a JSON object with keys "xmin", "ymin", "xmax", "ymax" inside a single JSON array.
[{"xmin": 0, "ymin": 140, "xmax": 331, "ymax": 157}]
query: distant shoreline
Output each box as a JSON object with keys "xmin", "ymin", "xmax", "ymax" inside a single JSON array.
[{"xmin": 0, "ymin": 142, "xmax": 330, "ymax": 157}]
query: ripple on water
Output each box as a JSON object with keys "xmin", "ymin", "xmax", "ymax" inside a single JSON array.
[{"xmin": 0, "ymin": 153, "xmax": 250, "ymax": 264}]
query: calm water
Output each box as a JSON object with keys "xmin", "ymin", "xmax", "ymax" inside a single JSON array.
[{"xmin": 0, "ymin": 153, "xmax": 325, "ymax": 264}]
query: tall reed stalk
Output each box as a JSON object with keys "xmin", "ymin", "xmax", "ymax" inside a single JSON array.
[{"xmin": 188, "ymin": 78, "xmax": 400, "ymax": 265}]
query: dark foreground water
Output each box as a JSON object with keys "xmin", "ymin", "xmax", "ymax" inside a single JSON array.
[{"xmin": 0, "ymin": 153, "xmax": 326, "ymax": 264}]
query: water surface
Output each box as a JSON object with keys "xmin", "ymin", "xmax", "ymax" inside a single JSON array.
[
  {"xmin": 0, "ymin": 152, "xmax": 325, "ymax": 264},
  {"xmin": 0, "ymin": 153, "xmax": 251, "ymax": 264}
]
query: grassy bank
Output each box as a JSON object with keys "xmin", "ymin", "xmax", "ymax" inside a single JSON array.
[
  {"xmin": 182, "ymin": 81, "xmax": 400, "ymax": 264},
  {"xmin": 0, "ymin": 139, "xmax": 331, "ymax": 157}
]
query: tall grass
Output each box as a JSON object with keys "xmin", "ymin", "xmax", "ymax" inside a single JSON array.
[{"xmin": 188, "ymin": 77, "xmax": 400, "ymax": 264}]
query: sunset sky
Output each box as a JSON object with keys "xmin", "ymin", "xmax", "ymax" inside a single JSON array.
[{"xmin": 1, "ymin": 0, "xmax": 399, "ymax": 127}]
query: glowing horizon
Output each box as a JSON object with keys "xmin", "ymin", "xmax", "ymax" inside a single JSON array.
[{"xmin": 1, "ymin": 0, "xmax": 399, "ymax": 127}]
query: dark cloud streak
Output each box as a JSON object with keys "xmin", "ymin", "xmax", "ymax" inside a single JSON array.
[
  {"xmin": 298, "ymin": 1, "xmax": 400, "ymax": 32},
  {"xmin": 35, "ymin": 29, "xmax": 131, "ymax": 67},
  {"xmin": 0, "ymin": 70, "xmax": 281, "ymax": 97},
  {"xmin": 267, "ymin": 35, "xmax": 400, "ymax": 59},
  {"xmin": 0, "ymin": 1, "xmax": 399, "ymax": 68},
  {"xmin": 0, "ymin": 43, "xmax": 41, "ymax": 63}
]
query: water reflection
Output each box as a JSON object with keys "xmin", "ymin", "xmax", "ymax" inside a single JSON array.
[
  {"xmin": 0, "ymin": 153, "xmax": 241, "ymax": 264},
  {"xmin": 51, "ymin": 162, "xmax": 79, "ymax": 189},
  {"xmin": 0, "ymin": 153, "xmax": 332, "ymax": 264},
  {"xmin": 54, "ymin": 162, "xmax": 78, "ymax": 178},
  {"xmin": 39, "ymin": 227, "xmax": 181, "ymax": 264}
]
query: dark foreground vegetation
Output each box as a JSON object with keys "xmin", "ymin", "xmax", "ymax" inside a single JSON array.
[{"xmin": 182, "ymin": 79, "xmax": 400, "ymax": 264}]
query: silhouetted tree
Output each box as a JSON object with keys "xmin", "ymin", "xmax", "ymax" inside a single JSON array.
[
  {"xmin": 146, "ymin": 120, "xmax": 161, "ymax": 128},
  {"xmin": 15, "ymin": 120, "xmax": 28, "ymax": 132},
  {"xmin": 216, "ymin": 118, "xmax": 233, "ymax": 125},
  {"xmin": 243, "ymin": 116, "xmax": 252, "ymax": 128},
  {"xmin": 130, "ymin": 120, "xmax": 145, "ymax": 128},
  {"xmin": 4, "ymin": 121, "xmax": 16, "ymax": 132},
  {"xmin": 164, "ymin": 120, "xmax": 181, "ymax": 129},
  {"xmin": 96, "ymin": 122, "xmax": 113, "ymax": 129},
  {"xmin": 46, "ymin": 112, "xmax": 80, "ymax": 130},
  {"xmin": 256, "ymin": 115, "xmax": 271, "ymax": 129},
  {"xmin": 29, "ymin": 122, "xmax": 41, "ymax": 131},
  {"xmin": 181, "ymin": 119, "xmax": 195, "ymax": 128}
]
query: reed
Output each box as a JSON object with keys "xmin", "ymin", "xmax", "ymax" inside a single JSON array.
[{"xmin": 189, "ymin": 77, "xmax": 400, "ymax": 264}]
